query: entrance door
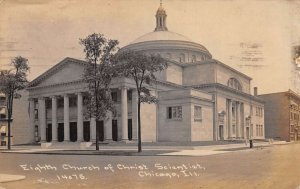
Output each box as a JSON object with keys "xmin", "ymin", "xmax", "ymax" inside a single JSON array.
[
  {"xmin": 96, "ymin": 120, "xmax": 104, "ymax": 142},
  {"xmin": 246, "ymin": 127, "xmax": 250, "ymax": 139},
  {"xmin": 219, "ymin": 125, "xmax": 224, "ymax": 140},
  {"xmin": 70, "ymin": 122, "xmax": 77, "ymax": 142},
  {"xmin": 57, "ymin": 123, "xmax": 64, "ymax": 142},
  {"xmin": 112, "ymin": 120, "xmax": 118, "ymax": 141},
  {"xmin": 128, "ymin": 119, "xmax": 132, "ymax": 141},
  {"xmin": 83, "ymin": 121, "xmax": 90, "ymax": 142},
  {"xmin": 46, "ymin": 124, "xmax": 52, "ymax": 142}
]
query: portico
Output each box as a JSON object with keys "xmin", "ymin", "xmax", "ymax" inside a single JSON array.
[{"xmin": 28, "ymin": 67, "xmax": 138, "ymax": 145}]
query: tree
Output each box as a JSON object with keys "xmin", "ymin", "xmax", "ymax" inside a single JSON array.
[
  {"xmin": 79, "ymin": 33, "xmax": 119, "ymax": 150},
  {"xmin": 0, "ymin": 56, "xmax": 29, "ymax": 150},
  {"xmin": 113, "ymin": 50, "xmax": 167, "ymax": 152}
]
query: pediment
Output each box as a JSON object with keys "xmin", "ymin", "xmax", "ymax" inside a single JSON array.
[{"xmin": 29, "ymin": 57, "xmax": 87, "ymax": 88}]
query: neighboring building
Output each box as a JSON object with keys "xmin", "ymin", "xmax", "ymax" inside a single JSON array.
[
  {"xmin": 25, "ymin": 3, "xmax": 264, "ymax": 146},
  {"xmin": 0, "ymin": 93, "xmax": 7, "ymax": 146},
  {"xmin": 259, "ymin": 90, "xmax": 300, "ymax": 142},
  {"xmin": 0, "ymin": 90, "xmax": 31, "ymax": 146}
]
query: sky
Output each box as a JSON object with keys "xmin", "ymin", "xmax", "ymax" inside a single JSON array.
[{"xmin": 1, "ymin": 0, "xmax": 300, "ymax": 95}]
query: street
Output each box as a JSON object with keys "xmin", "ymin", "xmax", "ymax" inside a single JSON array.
[{"xmin": 0, "ymin": 143, "xmax": 299, "ymax": 189}]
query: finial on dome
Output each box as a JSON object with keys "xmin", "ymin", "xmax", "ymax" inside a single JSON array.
[{"xmin": 155, "ymin": 0, "xmax": 168, "ymax": 31}]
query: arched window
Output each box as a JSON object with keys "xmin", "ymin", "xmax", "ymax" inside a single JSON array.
[
  {"xmin": 191, "ymin": 55, "xmax": 196, "ymax": 63},
  {"xmin": 227, "ymin": 78, "xmax": 242, "ymax": 91},
  {"xmin": 179, "ymin": 53, "xmax": 185, "ymax": 63}
]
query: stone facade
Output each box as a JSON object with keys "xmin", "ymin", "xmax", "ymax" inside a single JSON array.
[{"xmin": 21, "ymin": 3, "xmax": 265, "ymax": 146}]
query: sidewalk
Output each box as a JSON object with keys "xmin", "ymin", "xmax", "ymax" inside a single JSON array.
[
  {"xmin": 0, "ymin": 174, "xmax": 25, "ymax": 183},
  {"xmin": 0, "ymin": 140, "xmax": 288, "ymax": 156}
]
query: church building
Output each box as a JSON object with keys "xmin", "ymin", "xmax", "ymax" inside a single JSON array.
[{"xmin": 26, "ymin": 3, "xmax": 265, "ymax": 146}]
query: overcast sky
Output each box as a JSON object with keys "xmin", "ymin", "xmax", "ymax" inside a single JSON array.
[{"xmin": 1, "ymin": 0, "xmax": 300, "ymax": 94}]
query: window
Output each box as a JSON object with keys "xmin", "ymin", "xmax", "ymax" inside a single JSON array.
[
  {"xmin": 191, "ymin": 55, "xmax": 196, "ymax": 63},
  {"xmin": 194, "ymin": 106, "xmax": 202, "ymax": 121},
  {"xmin": 167, "ymin": 106, "xmax": 182, "ymax": 120},
  {"xmin": 179, "ymin": 53, "xmax": 185, "ymax": 63},
  {"xmin": 111, "ymin": 92, "xmax": 118, "ymax": 102},
  {"xmin": 34, "ymin": 109, "xmax": 38, "ymax": 119},
  {"xmin": 227, "ymin": 78, "xmax": 242, "ymax": 91}
]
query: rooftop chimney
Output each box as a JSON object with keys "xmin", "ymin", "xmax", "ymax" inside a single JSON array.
[{"xmin": 254, "ymin": 87, "xmax": 258, "ymax": 96}]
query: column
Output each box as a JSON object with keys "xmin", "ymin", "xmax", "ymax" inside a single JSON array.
[
  {"xmin": 51, "ymin": 96, "xmax": 57, "ymax": 141},
  {"xmin": 121, "ymin": 87, "xmax": 128, "ymax": 141},
  {"xmin": 77, "ymin": 93, "xmax": 83, "ymax": 142},
  {"xmin": 38, "ymin": 97, "xmax": 46, "ymax": 142},
  {"xmin": 105, "ymin": 111, "xmax": 112, "ymax": 140},
  {"xmin": 132, "ymin": 90, "xmax": 138, "ymax": 140},
  {"xmin": 64, "ymin": 94, "xmax": 70, "ymax": 141},
  {"xmin": 236, "ymin": 102, "xmax": 240, "ymax": 138},
  {"xmin": 90, "ymin": 117, "xmax": 96, "ymax": 142},
  {"xmin": 241, "ymin": 103, "xmax": 245, "ymax": 138},
  {"xmin": 228, "ymin": 99, "xmax": 232, "ymax": 139},
  {"xmin": 29, "ymin": 98, "xmax": 35, "ymax": 140}
]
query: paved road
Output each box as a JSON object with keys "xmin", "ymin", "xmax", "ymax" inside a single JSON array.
[{"xmin": 0, "ymin": 143, "xmax": 299, "ymax": 189}]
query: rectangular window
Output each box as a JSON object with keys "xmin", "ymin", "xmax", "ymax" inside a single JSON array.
[
  {"xmin": 194, "ymin": 106, "xmax": 202, "ymax": 121},
  {"xmin": 34, "ymin": 109, "xmax": 38, "ymax": 119},
  {"xmin": 167, "ymin": 106, "xmax": 182, "ymax": 120}
]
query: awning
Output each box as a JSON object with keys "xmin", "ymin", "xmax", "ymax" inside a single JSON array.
[{"xmin": 0, "ymin": 126, "xmax": 6, "ymax": 133}]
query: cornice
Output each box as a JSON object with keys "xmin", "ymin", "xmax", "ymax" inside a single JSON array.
[{"xmin": 191, "ymin": 83, "xmax": 264, "ymax": 103}]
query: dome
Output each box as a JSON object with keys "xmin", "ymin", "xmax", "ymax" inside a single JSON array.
[
  {"xmin": 130, "ymin": 30, "xmax": 192, "ymax": 44},
  {"xmin": 122, "ymin": 2, "xmax": 212, "ymax": 62}
]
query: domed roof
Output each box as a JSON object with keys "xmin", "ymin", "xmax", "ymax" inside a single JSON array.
[
  {"xmin": 130, "ymin": 30, "xmax": 192, "ymax": 44},
  {"xmin": 123, "ymin": 2, "xmax": 212, "ymax": 58}
]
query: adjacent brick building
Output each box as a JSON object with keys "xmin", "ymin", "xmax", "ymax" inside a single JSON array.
[{"xmin": 259, "ymin": 90, "xmax": 300, "ymax": 141}]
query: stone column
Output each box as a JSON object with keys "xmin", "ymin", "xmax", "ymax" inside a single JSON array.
[
  {"xmin": 132, "ymin": 90, "xmax": 138, "ymax": 140},
  {"xmin": 105, "ymin": 111, "xmax": 112, "ymax": 140},
  {"xmin": 236, "ymin": 102, "xmax": 240, "ymax": 138},
  {"xmin": 29, "ymin": 98, "xmax": 35, "ymax": 141},
  {"xmin": 77, "ymin": 93, "xmax": 83, "ymax": 142},
  {"xmin": 228, "ymin": 99, "xmax": 232, "ymax": 139},
  {"xmin": 38, "ymin": 97, "xmax": 46, "ymax": 142},
  {"xmin": 90, "ymin": 117, "xmax": 96, "ymax": 142},
  {"xmin": 51, "ymin": 96, "xmax": 57, "ymax": 141},
  {"xmin": 121, "ymin": 87, "xmax": 128, "ymax": 141},
  {"xmin": 241, "ymin": 103, "xmax": 244, "ymax": 138},
  {"xmin": 63, "ymin": 94, "xmax": 70, "ymax": 141}
]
